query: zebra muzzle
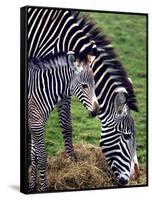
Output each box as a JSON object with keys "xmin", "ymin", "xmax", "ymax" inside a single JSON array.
[
  {"xmin": 89, "ymin": 102, "xmax": 100, "ymax": 117},
  {"xmin": 117, "ymin": 175, "xmax": 129, "ymax": 186}
]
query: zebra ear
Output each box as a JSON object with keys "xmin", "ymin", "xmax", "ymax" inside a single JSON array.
[
  {"xmin": 67, "ymin": 51, "xmax": 85, "ymax": 73},
  {"xmin": 67, "ymin": 51, "xmax": 76, "ymax": 67},
  {"xmin": 117, "ymin": 92, "xmax": 127, "ymax": 103},
  {"xmin": 115, "ymin": 91, "xmax": 127, "ymax": 114}
]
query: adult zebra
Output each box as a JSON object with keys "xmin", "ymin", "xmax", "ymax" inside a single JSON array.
[
  {"xmin": 28, "ymin": 52, "xmax": 99, "ymax": 191},
  {"xmin": 27, "ymin": 6, "xmax": 139, "ymax": 186}
]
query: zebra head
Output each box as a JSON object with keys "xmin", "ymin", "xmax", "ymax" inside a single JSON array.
[
  {"xmin": 100, "ymin": 86, "xmax": 139, "ymax": 186},
  {"xmin": 67, "ymin": 52, "xmax": 99, "ymax": 117}
]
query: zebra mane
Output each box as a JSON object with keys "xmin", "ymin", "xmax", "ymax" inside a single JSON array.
[
  {"xmin": 70, "ymin": 11, "xmax": 112, "ymax": 58},
  {"xmin": 28, "ymin": 52, "xmax": 70, "ymax": 70},
  {"xmin": 70, "ymin": 11, "xmax": 138, "ymax": 112}
]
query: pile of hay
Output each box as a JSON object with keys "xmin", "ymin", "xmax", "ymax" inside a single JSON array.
[
  {"xmin": 46, "ymin": 143, "xmax": 110, "ymax": 190},
  {"xmin": 46, "ymin": 143, "xmax": 146, "ymax": 191},
  {"xmin": 29, "ymin": 143, "xmax": 146, "ymax": 191}
]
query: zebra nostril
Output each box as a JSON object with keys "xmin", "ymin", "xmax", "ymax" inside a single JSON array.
[
  {"xmin": 89, "ymin": 111, "xmax": 97, "ymax": 117},
  {"xmin": 117, "ymin": 176, "xmax": 128, "ymax": 186},
  {"xmin": 88, "ymin": 102, "xmax": 99, "ymax": 117},
  {"xmin": 96, "ymin": 106, "xmax": 100, "ymax": 114},
  {"xmin": 93, "ymin": 102, "xmax": 100, "ymax": 114}
]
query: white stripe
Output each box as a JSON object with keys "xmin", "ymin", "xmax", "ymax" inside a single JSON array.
[
  {"xmin": 28, "ymin": 8, "xmax": 37, "ymax": 24},
  {"xmin": 28, "ymin": 9, "xmax": 43, "ymax": 57},
  {"xmin": 62, "ymin": 23, "xmax": 78, "ymax": 51},
  {"xmin": 111, "ymin": 159, "xmax": 130, "ymax": 174},
  {"xmin": 42, "ymin": 70, "xmax": 51, "ymax": 114},
  {"xmin": 92, "ymin": 53, "xmax": 108, "ymax": 69},
  {"xmin": 32, "ymin": 73, "xmax": 45, "ymax": 118},
  {"xmin": 34, "ymin": 10, "xmax": 53, "ymax": 56},
  {"xmin": 37, "ymin": 70, "xmax": 48, "ymax": 118},
  {"xmin": 128, "ymin": 77, "xmax": 133, "ymax": 84},
  {"xmin": 28, "ymin": 9, "xmax": 42, "ymax": 38},
  {"xmin": 28, "ymin": 8, "xmax": 32, "ymax": 13},
  {"xmin": 68, "ymin": 29, "xmax": 83, "ymax": 50},
  {"xmin": 46, "ymin": 70, "xmax": 54, "ymax": 108},
  {"xmin": 96, "ymin": 78, "xmax": 119, "ymax": 101},
  {"xmin": 115, "ymin": 87, "xmax": 127, "ymax": 93},
  {"xmin": 95, "ymin": 69, "xmax": 109, "ymax": 89},
  {"xmin": 33, "ymin": 9, "xmax": 48, "ymax": 57},
  {"xmin": 51, "ymin": 68, "xmax": 56, "ymax": 104},
  {"xmin": 72, "ymin": 35, "xmax": 88, "ymax": 50},
  {"xmin": 37, "ymin": 37, "xmax": 59, "ymax": 59},
  {"xmin": 79, "ymin": 42, "xmax": 92, "ymax": 53},
  {"xmin": 97, "ymin": 82, "xmax": 120, "ymax": 110},
  {"xmin": 38, "ymin": 10, "xmax": 63, "ymax": 48}
]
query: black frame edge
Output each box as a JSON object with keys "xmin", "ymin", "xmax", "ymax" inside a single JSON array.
[
  {"xmin": 20, "ymin": 6, "xmax": 28, "ymax": 194},
  {"xmin": 20, "ymin": 5, "xmax": 148, "ymax": 194}
]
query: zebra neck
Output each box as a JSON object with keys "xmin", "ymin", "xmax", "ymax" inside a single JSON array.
[
  {"xmin": 28, "ymin": 64, "xmax": 74, "ymax": 111},
  {"xmin": 97, "ymin": 94, "xmax": 116, "ymax": 127},
  {"xmin": 48, "ymin": 66, "xmax": 74, "ymax": 98}
]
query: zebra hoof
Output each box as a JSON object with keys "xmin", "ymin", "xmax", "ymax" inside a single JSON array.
[
  {"xmin": 39, "ymin": 185, "xmax": 47, "ymax": 192},
  {"xmin": 69, "ymin": 152, "xmax": 77, "ymax": 162},
  {"xmin": 28, "ymin": 186, "xmax": 36, "ymax": 193}
]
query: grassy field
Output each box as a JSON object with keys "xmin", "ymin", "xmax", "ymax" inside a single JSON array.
[{"xmin": 44, "ymin": 12, "xmax": 147, "ymax": 168}]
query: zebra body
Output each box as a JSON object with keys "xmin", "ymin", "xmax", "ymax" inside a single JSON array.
[
  {"xmin": 28, "ymin": 52, "xmax": 99, "ymax": 191},
  {"xmin": 28, "ymin": 8, "xmax": 96, "ymax": 59},
  {"xmin": 27, "ymin": 7, "xmax": 139, "ymax": 186}
]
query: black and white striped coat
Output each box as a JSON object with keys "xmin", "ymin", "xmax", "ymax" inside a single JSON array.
[{"xmin": 27, "ymin": 6, "xmax": 139, "ymax": 187}]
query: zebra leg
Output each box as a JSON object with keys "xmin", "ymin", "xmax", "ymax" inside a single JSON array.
[
  {"xmin": 29, "ymin": 124, "xmax": 47, "ymax": 192},
  {"xmin": 28, "ymin": 131, "xmax": 31, "ymax": 168},
  {"xmin": 37, "ymin": 141, "xmax": 47, "ymax": 191},
  {"xmin": 57, "ymin": 97, "xmax": 76, "ymax": 161},
  {"xmin": 29, "ymin": 135, "xmax": 37, "ymax": 192},
  {"xmin": 33, "ymin": 127, "xmax": 47, "ymax": 192}
]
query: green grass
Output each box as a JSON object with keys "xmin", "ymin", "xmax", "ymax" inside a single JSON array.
[{"xmin": 44, "ymin": 12, "xmax": 147, "ymax": 166}]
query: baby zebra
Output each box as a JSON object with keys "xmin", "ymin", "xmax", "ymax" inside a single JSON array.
[{"xmin": 28, "ymin": 52, "xmax": 99, "ymax": 191}]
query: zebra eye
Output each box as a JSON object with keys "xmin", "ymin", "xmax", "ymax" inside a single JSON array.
[
  {"xmin": 82, "ymin": 84, "xmax": 88, "ymax": 89},
  {"xmin": 124, "ymin": 133, "xmax": 131, "ymax": 140}
]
